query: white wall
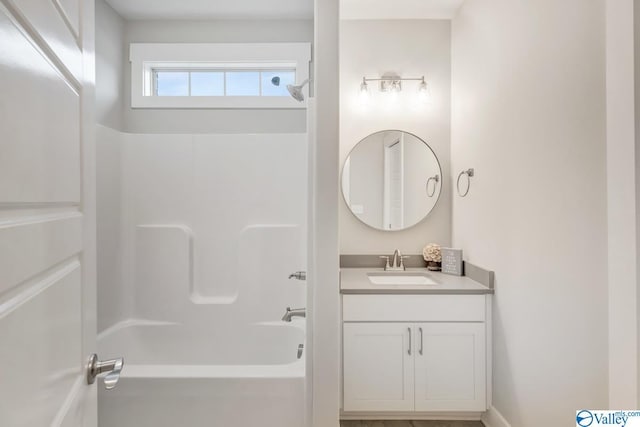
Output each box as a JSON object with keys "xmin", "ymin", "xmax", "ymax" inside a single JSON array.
[
  {"xmin": 96, "ymin": 0, "xmax": 124, "ymax": 129},
  {"xmin": 123, "ymin": 19, "xmax": 314, "ymax": 134},
  {"xmin": 340, "ymin": 19, "xmax": 451, "ymax": 254},
  {"xmin": 451, "ymin": 1, "xmax": 608, "ymax": 425},
  {"xmin": 309, "ymin": 0, "xmax": 341, "ymax": 425},
  {"xmin": 635, "ymin": 2, "xmax": 640, "ymax": 408},
  {"xmin": 95, "ymin": 0, "xmax": 125, "ymax": 331},
  {"xmin": 606, "ymin": 0, "xmax": 639, "ymax": 408}
]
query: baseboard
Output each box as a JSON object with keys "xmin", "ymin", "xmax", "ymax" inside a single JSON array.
[
  {"xmin": 481, "ymin": 406, "xmax": 511, "ymax": 427},
  {"xmin": 340, "ymin": 412, "xmax": 482, "ymax": 421}
]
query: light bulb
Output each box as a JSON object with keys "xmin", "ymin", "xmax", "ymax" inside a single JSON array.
[
  {"xmin": 359, "ymin": 78, "xmax": 370, "ymax": 105},
  {"xmin": 360, "ymin": 79, "xmax": 369, "ymax": 94},
  {"xmin": 418, "ymin": 79, "xmax": 431, "ymax": 104}
]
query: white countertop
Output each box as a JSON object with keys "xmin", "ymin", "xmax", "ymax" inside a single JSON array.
[{"xmin": 340, "ymin": 268, "xmax": 493, "ymax": 295}]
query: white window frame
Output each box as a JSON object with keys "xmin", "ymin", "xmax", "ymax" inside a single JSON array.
[{"xmin": 130, "ymin": 43, "xmax": 311, "ymax": 109}]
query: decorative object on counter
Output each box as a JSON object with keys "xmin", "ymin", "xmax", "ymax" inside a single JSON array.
[
  {"xmin": 456, "ymin": 168, "xmax": 474, "ymax": 197},
  {"xmin": 423, "ymin": 243, "xmax": 442, "ymax": 271},
  {"xmin": 442, "ymin": 248, "xmax": 464, "ymax": 276}
]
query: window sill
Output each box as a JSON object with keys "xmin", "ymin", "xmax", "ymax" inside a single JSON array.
[{"xmin": 131, "ymin": 96, "xmax": 306, "ymax": 110}]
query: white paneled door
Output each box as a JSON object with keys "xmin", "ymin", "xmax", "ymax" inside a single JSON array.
[{"xmin": 0, "ymin": 0, "xmax": 98, "ymax": 425}]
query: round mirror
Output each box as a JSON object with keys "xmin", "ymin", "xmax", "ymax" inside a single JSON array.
[{"xmin": 341, "ymin": 130, "xmax": 442, "ymax": 231}]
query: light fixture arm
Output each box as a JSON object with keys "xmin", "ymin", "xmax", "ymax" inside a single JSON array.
[
  {"xmin": 361, "ymin": 75, "xmax": 426, "ymax": 93},
  {"xmin": 361, "ymin": 75, "xmax": 425, "ymax": 83}
]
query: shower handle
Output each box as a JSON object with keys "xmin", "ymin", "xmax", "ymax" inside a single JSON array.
[{"xmin": 288, "ymin": 271, "xmax": 306, "ymax": 281}]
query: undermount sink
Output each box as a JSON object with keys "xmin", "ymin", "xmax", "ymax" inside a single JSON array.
[{"xmin": 367, "ymin": 272, "xmax": 439, "ymax": 286}]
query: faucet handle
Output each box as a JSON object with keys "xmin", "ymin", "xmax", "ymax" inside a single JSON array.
[
  {"xmin": 379, "ymin": 256, "xmax": 391, "ymax": 270},
  {"xmin": 400, "ymin": 255, "xmax": 410, "ymax": 270},
  {"xmin": 288, "ymin": 271, "xmax": 306, "ymax": 281}
]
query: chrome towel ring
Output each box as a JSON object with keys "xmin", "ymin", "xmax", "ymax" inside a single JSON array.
[
  {"xmin": 456, "ymin": 168, "xmax": 474, "ymax": 197},
  {"xmin": 426, "ymin": 174, "xmax": 440, "ymax": 198}
]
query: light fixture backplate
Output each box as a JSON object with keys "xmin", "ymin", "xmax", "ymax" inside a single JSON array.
[{"xmin": 380, "ymin": 73, "xmax": 402, "ymax": 92}]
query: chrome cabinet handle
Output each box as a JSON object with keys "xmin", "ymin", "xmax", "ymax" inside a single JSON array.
[
  {"xmin": 419, "ymin": 327, "xmax": 424, "ymax": 355},
  {"xmin": 87, "ymin": 354, "xmax": 124, "ymax": 390},
  {"xmin": 407, "ymin": 327, "xmax": 412, "ymax": 355}
]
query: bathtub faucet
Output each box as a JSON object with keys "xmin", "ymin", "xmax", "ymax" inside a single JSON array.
[{"xmin": 282, "ymin": 307, "xmax": 306, "ymax": 322}]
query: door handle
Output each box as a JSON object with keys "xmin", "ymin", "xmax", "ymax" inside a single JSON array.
[
  {"xmin": 87, "ymin": 354, "xmax": 124, "ymax": 390},
  {"xmin": 419, "ymin": 327, "xmax": 423, "ymax": 355},
  {"xmin": 407, "ymin": 327, "xmax": 412, "ymax": 355}
]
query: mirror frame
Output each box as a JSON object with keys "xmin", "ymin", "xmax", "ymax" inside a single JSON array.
[{"xmin": 341, "ymin": 129, "xmax": 443, "ymax": 232}]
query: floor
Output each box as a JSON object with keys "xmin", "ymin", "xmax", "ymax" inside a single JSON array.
[{"xmin": 340, "ymin": 422, "xmax": 484, "ymax": 427}]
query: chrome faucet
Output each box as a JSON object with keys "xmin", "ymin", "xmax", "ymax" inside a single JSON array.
[
  {"xmin": 380, "ymin": 249, "xmax": 410, "ymax": 271},
  {"xmin": 282, "ymin": 307, "xmax": 306, "ymax": 322}
]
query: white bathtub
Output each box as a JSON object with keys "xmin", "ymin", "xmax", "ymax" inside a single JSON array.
[{"xmin": 98, "ymin": 320, "xmax": 305, "ymax": 427}]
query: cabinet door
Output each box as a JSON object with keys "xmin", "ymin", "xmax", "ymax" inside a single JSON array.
[
  {"xmin": 343, "ymin": 323, "xmax": 414, "ymax": 412},
  {"xmin": 414, "ymin": 323, "xmax": 486, "ymax": 412}
]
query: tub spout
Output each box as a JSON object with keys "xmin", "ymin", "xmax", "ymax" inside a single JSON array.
[{"xmin": 282, "ymin": 307, "xmax": 306, "ymax": 322}]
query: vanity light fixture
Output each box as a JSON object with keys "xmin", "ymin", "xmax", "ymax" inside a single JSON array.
[{"xmin": 360, "ymin": 74, "xmax": 429, "ymax": 94}]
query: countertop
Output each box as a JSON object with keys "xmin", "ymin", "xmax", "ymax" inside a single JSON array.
[{"xmin": 340, "ymin": 268, "xmax": 494, "ymax": 295}]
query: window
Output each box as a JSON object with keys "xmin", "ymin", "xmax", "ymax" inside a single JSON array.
[
  {"xmin": 130, "ymin": 43, "xmax": 311, "ymax": 109},
  {"xmin": 153, "ymin": 69, "xmax": 296, "ymax": 97}
]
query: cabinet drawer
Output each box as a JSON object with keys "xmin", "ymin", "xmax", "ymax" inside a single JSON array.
[{"xmin": 343, "ymin": 294, "xmax": 486, "ymax": 322}]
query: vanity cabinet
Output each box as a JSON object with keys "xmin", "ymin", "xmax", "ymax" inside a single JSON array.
[
  {"xmin": 342, "ymin": 294, "xmax": 488, "ymax": 414},
  {"xmin": 343, "ymin": 323, "xmax": 415, "ymax": 411},
  {"xmin": 414, "ymin": 322, "xmax": 485, "ymax": 412}
]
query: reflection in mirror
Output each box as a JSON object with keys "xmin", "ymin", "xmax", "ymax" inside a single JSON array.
[{"xmin": 342, "ymin": 130, "xmax": 442, "ymax": 231}]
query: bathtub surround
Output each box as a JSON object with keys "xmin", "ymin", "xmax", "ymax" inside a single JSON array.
[
  {"xmin": 339, "ymin": 19, "xmax": 452, "ymax": 254},
  {"xmin": 96, "ymin": 126, "xmax": 125, "ymax": 331},
  {"xmin": 95, "ymin": 130, "xmax": 308, "ymax": 426},
  {"xmin": 96, "ymin": 130, "xmax": 307, "ymax": 331},
  {"xmin": 452, "ymin": 0, "xmax": 608, "ymax": 425}
]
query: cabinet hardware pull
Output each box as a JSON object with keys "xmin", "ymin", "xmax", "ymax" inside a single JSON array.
[
  {"xmin": 419, "ymin": 327, "xmax": 423, "ymax": 355},
  {"xmin": 407, "ymin": 327, "xmax": 412, "ymax": 355}
]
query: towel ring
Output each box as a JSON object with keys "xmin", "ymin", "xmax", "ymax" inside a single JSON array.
[
  {"xmin": 426, "ymin": 175, "xmax": 440, "ymax": 198},
  {"xmin": 456, "ymin": 168, "xmax": 474, "ymax": 197}
]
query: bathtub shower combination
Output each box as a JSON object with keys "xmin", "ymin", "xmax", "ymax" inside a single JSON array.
[{"xmin": 96, "ymin": 129, "xmax": 308, "ymax": 426}]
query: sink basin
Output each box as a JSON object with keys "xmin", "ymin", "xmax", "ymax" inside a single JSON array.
[{"xmin": 367, "ymin": 272, "xmax": 439, "ymax": 286}]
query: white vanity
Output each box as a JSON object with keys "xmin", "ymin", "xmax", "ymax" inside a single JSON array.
[
  {"xmin": 340, "ymin": 130, "xmax": 493, "ymax": 419},
  {"xmin": 340, "ymin": 267, "xmax": 493, "ymax": 419}
]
